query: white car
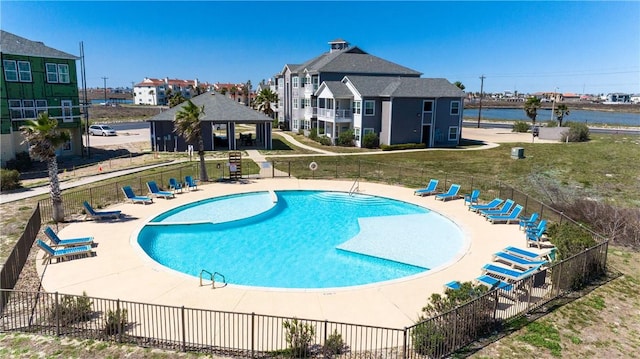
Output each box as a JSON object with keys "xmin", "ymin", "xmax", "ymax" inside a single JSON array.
[{"xmin": 89, "ymin": 125, "xmax": 117, "ymax": 136}]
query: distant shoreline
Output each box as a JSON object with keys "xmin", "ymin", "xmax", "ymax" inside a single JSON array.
[{"xmin": 465, "ymin": 101, "xmax": 640, "ymax": 114}]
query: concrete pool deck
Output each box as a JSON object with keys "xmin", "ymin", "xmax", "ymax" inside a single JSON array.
[{"xmin": 36, "ymin": 179, "xmax": 547, "ymax": 329}]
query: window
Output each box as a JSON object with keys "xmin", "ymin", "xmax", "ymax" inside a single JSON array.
[
  {"xmin": 3, "ymin": 60, "xmax": 18, "ymax": 81},
  {"xmin": 9, "ymin": 100, "xmax": 23, "ymax": 119},
  {"xmin": 293, "ymin": 119, "xmax": 299, "ymax": 129},
  {"xmin": 363, "ymin": 128, "xmax": 375, "ymax": 135},
  {"xmin": 352, "ymin": 101, "xmax": 361, "ymax": 115},
  {"xmin": 450, "ymin": 101, "xmax": 460, "ymax": 115},
  {"xmin": 36, "ymin": 100, "xmax": 48, "ymax": 115},
  {"xmin": 293, "ymin": 98, "xmax": 299, "ymax": 109},
  {"xmin": 18, "ymin": 61, "xmax": 32, "ymax": 82},
  {"xmin": 22, "ymin": 100, "xmax": 36, "ymax": 118},
  {"xmin": 45, "ymin": 63, "xmax": 70, "ymax": 83},
  {"xmin": 354, "ymin": 127, "xmax": 361, "ymax": 141},
  {"xmin": 292, "ymin": 76, "xmax": 299, "ymax": 88},
  {"xmin": 364, "ymin": 100, "xmax": 375, "ymax": 116},
  {"xmin": 448, "ymin": 126, "xmax": 459, "ymax": 141},
  {"xmin": 423, "ymin": 101, "xmax": 433, "ymax": 112}
]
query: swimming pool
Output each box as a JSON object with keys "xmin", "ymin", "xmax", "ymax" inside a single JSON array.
[{"xmin": 136, "ymin": 190, "xmax": 466, "ymax": 289}]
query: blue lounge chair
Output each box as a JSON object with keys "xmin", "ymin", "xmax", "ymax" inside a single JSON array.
[
  {"xmin": 83, "ymin": 201, "xmax": 122, "ymax": 220},
  {"xmin": 185, "ymin": 175, "xmax": 199, "ymax": 191},
  {"xmin": 519, "ymin": 212, "xmax": 539, "ymax": 231},
  {"xmin": 527, "ymin": 224, "xmax": 549, "ymax": 249},
  {"xmin": 488, "ymin": 204, "xmax": 524, "ymax": 224},
  {"xmin": 168, "ymin": 178, "xmax": 183, "ymax": 193},
  {"xmin": 463, "ymin": 189, "xmax": 480, "ymax": 206},
  {"xmin": 414, "ymin": 179, "xmax": 438, "ymax": 196},
  {"xmin": 475, "ymin": 275, "xmax": 518, "ymax": 300},
  {"xmin": 469, "ymin": 198, "xmax": 503, "ymax": 212},
  {"xmin": 44, "ymin": 226, "xmax": 94, "ymax": 247},
  {"xmin": 479, "ymin": 199, "xmax": 515, "ymax": 217},
  {"xmin": 482, "ymin": 263, "xmax": 541, "ymax": 282},
  {"xmin": 504, "ymin": 246, "xmax": 556, "ymax": 262},
  {"xmin": 444, "ymin": 280, "xmax": 461, "ymax": 290},
  {"xmin": 37, "ymin": 239, "xmax": 93, "ymax": 265},
  {"xmin": 526, "ymin": 219, "xmax": 547, "ymax": 236},
  {"xmin": 435, "ymin": 184, "xmax": 461, "ymax": 201},
  {"xmin": 147, "ymin": 181, "xmax": 174, "ymax": 199},
  {"xmin": 492, "ymin": 251, "xmax": 547, "ymax": 270},
  {"xmin": 122, "ymin": 186, "xmax": 153, "ymax": 204}
]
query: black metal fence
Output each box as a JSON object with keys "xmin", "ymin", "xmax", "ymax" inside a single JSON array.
[
  {"xmin": 0, "ymin": 204, "xmax": 41, "ymax": 296},
  {"xmin": 17, "ymin": 158, "xmax": 610, "ymax": 357},
  {"xmin": 0, "ymin": 238, "xmax": 608, "ymax": 358}
]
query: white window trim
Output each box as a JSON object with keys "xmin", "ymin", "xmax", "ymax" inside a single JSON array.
[
  {"xmin": 353, "ymin": 100, "xmax": 361, "ymax": 115},
  {"xmin": 293, "ymin": 98, "xmax": 299, "ymax": 109},
  {"xmin": 450, "ymin": 101, "xmax": 460, "ymax": 115},
  {"xmin": 354, "ymin": 127, "xmax": 361, "ymax": 141},
  {"xmin": 363, "ymin": 128, "xmax": 375, "ymax": 135},
  {"xmin": 58, "ymin": 63, "xmax": 70, "ymax": 83},
  {"xmin": 448, "ymin": 126, "xmax": 459, "ymax": 141},
  {"xmin": 18, "ymin": 61, "xmax": 32, "ymax": 82},
  {"xmin": 292, "ymin": 76, "xmax": 299, "ymax": 88},
  {"xmin": 3, "ymin": 60, "xmax": 18, "ymax": 82},
  {"xmin": 364, "ymin": 100, "xmax": 375, "ymax": 116}
]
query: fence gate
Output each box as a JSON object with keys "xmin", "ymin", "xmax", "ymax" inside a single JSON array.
[{"xmin": 228, "ymin": 152, "xmax": 242, "ymax": 180}]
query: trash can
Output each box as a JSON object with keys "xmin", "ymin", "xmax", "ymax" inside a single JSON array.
[{"xmin": 511, "ymin": 147, "xmax": 524, "ymax": 159}]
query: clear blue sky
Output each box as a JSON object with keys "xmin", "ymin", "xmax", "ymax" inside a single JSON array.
[{"xmin": 2, "ymin": 1, "xmax": 639, "ymax": 95}]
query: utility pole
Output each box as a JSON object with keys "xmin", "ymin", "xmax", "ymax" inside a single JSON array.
[
  {"xmin": 101, "ymin": 76, "xmax": 108, "ymax": 104},
  {"xmin": 477, "ymin": 75, "xmax": 485, "ymax": 128}
]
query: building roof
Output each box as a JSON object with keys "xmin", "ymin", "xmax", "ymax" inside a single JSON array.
[
  {"xmin": 320, "ymin": 81, "xmax": 354, "ymax": 98},
  {"xmin": 0, "ymin": 30, "xmax": 78, "ymax": 60},
  {"xmin": 283, "ymin": 45, "xmax": 422, "ymax": 77},
  {"xmin": 344, "ymin": 76, "xmax": 465, "ymax": 98},
  {"xmin": 147, "ymin": 91, "xmax": 272, "ymax": 124}
]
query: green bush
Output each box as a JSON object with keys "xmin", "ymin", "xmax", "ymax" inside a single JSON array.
[
  {"xmin": 512, "ymin": 121, "xmax": 530, "ymax": 133},
  {"xmin": 546, "ymin": 120, "xmax": 559, "ymax": 128},
  {"xmin": 547, "ymin": 222, "xmax": 597, "ymax": 260},
  {"xmin": 318, "ymin": 136, "xmax": 332, "ymax": 146},
  {"xmin": 5, "ymin": 151, "xmax": 32, "ymax": 171},
  {"xmin": 282, "ymin": 318, "xmax": 315, "ymax": 357},
  {"xmin": 380, "ymin": 143, "xmax": 426, "ymax": 151},
  {"xmin": 362, "ymin": 132, "xmax": 379, "ymax": 149},
  {"xmin": 323, "ymin": 329, "xmax": 345, "ymax": 356},
  {"xmin": 0, "ymin": 168, "xmax": 21, "ymax": 191},
  {"xmin": 48, "ymin": 292, "xmax": 93, "ymax": 325},
  {"xmin": 336, "ymin": 129, "xmax": 355, "ymax": 147},
  {"xmin": 104, "ymin": 308, "xmax": 128, "ymax": 335},
  {"xmin": 561, "ymin": 122, "xmax": 590, "ymax": 142},
  {"xmin": 308, "ymin": 128, "xmax": 319, "ymax": 141}
]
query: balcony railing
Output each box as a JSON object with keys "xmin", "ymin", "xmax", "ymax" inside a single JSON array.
[{"xmin": 317, "ymin": 108, "xmax": 352, "ymax": 122}]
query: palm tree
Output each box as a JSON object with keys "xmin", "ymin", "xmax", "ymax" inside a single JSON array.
[
  {"xmin": 453, "ymin": 81, "xmax": 465, "ymax": 91},
  {"xmin": 554, "ymin": 103, "xmax": 570, "ymax": 127},
  {"xmin": 254, "ymin": 88, "xmax": 278, "ymax": 118},
  {"xmin": 524, "ymin": 97, "xmax": 541, "ymax": 127},
  {"xmin": 230, "ymin": 85, "xmax": 238, "ymax": 101},
  {"xmin": 174, "ymin": 100, "xmax": 209, "ymax": 182},
  {"xmin": 20, "ymin": 112, "xmax": 70, "ymax": 222}
]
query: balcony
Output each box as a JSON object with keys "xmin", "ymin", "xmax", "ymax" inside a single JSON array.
[{"xmin": 317, "ymin": 108, "xmax": 352, "ymax": 123}]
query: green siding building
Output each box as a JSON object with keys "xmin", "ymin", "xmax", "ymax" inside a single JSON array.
[{"xmin": 1, "ymin": 30, "xmax": 82, "ymax": 167}]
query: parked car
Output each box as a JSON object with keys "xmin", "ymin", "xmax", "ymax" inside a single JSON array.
[{"xmin": 89, "ymin": 124, "xmax": 117, "ymax": 136}]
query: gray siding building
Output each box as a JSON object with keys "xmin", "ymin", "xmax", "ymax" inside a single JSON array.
[{"xmin": 274, "ymin": 39, "xmax": 465, "ymax": 148}]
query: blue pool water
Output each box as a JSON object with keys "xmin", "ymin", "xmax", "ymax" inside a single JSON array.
[{"xmin": 137, "ymin": 190, "xmax": 465, "ymax": 289}]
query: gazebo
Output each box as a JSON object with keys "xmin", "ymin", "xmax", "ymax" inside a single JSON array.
[{"xmin": 146, "ymin": 92, "xmax": 273, "ymax": 152}]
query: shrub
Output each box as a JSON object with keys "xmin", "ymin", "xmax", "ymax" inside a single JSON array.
[
  {"xmin": 336, "ymin": 129, "xmax": 355, "ymax": 147},
  {"xmin": 1, "ymin": 168, "xmax": 21, "ymax": 191},
  {"xmin": 547, "ymin": 222, "xmax": 597, "ymax": 260},
  {"xmin": 362, "ymin": 132, "xmax": 379, "ymax": 149},
  {"xmin": 512, "ymin": 121, "xmax": 530, "ymax": 133},
  {"xmin": 546, "ymin": 120, "xmax": 559, "ymax": 128},
  {"xmin": 323, "ymin": 329, "xmax": 345, "ymax": 357},
  {"xmin": 308, "ymin": 128, "xmax": 319, "ymax": 141},
  {"xmin": 318, "ymin": 136, "xmax": 332, "ymax": 146},
  {"xmin": 5, "ymin": 151, "xmax": 32, "ymax": 171},
  {"xmin": 48, "ymin": 292, "xmax": 93, "ymax": 325},
  {"xmin": 104, "ymin": 308, "xmax": 128, "ymax": 335},
  {"xmin": 282, "ymin": 318, "xmax": 315, "ymax": 357},
  {"xmin": 412, "ymin": 282, "xmax": 493, "ymax": 356},
  {"xmin": 561, "ymin": 121, "xmax": 590, "ymax": 142},
  {"xmin": 380, "ymin": 143, "xmax": 426, "ymax": 151}
]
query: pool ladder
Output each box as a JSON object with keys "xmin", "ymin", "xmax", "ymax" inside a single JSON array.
[
  {"xmin": 200, "ymin": 269, "xmax": 227, "ymax": 289},
  {"xmin": 348, "ymin": 178, "xmax": 360, "ymax": 196}
]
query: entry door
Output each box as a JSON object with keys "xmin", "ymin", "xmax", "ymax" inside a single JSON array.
[
  {"xmin": 422, "ymin": 125, "xmax": 431, "ymax": 147},
  {"xmin": 61, "ymin": 100, "xmax": 73, "ymax": 122}
]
